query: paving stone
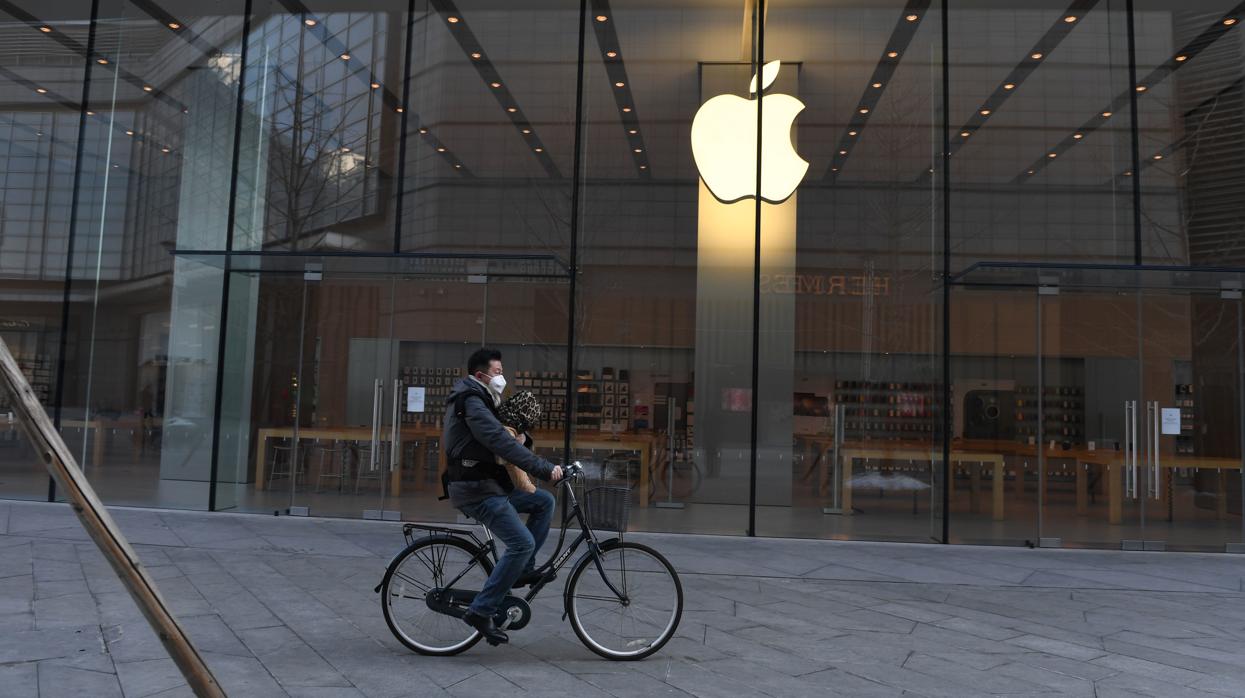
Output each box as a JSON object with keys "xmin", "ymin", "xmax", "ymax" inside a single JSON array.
[
  {"xmin": 37, "ymin": 661, "xmax": 123, "ymax": 698},
  {"xmin": 114, "ymin": 658, "xmax": 187, "ymax": 698}
]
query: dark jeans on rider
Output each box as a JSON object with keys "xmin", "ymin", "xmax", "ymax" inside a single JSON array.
[{"xmin": 459, "ymin": 487, "xmax": 555, "ymax": 618}]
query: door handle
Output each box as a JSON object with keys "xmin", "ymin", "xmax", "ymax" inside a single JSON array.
[
  {"xmin": 390, "ymin": 378, "xmax": 401, "ymax": 472},
  {"xmin": 370, "ymin": 379, "xmax": 382, "ymax": 471},
  {"xmin": 1124, "ymin": 400, "xmax": 1137, "ymax": 499},
  {"xmin": 1149, "ymin": 400, "xmax": 1160, "ymax": 500}
]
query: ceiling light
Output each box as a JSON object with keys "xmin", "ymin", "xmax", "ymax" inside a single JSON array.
[
  {"xmin": 454, "ymin": 164, "xmax": 462, "ymax": 169},
  {"xmin": 125, "ymin": 129, "xmax": 134, "ymax": 135},
  {"xmin": 521, "ymin": 128, "xmax": 531, "ymax": 134},
  {"xmin": 86, "ymin": 110, "xmax": 94, "ymax": 115},
  {"xmin": 1124, "ymin": 170, "xmax": 1132, "ymax": 176},
  {"xmin": 960, "ymin": 131, "xmax": 970, "ymax": 137},
  {"xmin": 471, "ymin": 52, "xmax": 481, "ymax": 59},
  {"xmin": 1135, "ymin": 85, "xmax": 1147, "ymax": 92},
  {"xmin": 1153, "ymin": 153, "xmax": 1163, "ymax": 160},
  {"xmin": 634, "ymin": 148, "xmax": 643, "ymax": 153},
  {"xmin": 980, "ymin": 109, "xmax": 991, "ymax": 115},
  {"xmin": 418, "ymin": 127, "xmax": 428, "ymax": 134},
  {"xmin": 1027, "ymin": 169, "xmax": 1035, "ymax": 174},
  {"xmin": 304, "ymin": 18, "xmax": 316, "ymax": 26},
  {"xmin": 507, "ymin": 107, "xmax": 517, "ymax": 113},
  {"xmin": 1048, "ymin": 152, "xmax": 1057, "ymax": 158},
  {"xmin": 1003, "ymin": 83, "xmax": 1015, "ymax": 90},
  {"xmin": 447, "ymin": 16, "xmax": 460, "ymax": 23},
  {"xmin": 1175, "ymin": 55, "xmax": 1188, "ymax": 62},
  {"xmin": 640, "ymin": 165, "xmax": 647, "ymax": 169},
  {"xmin": 1031, "ymin": 52, "xmax": 1043, "ymax": 60},
  {"xmin": 615, "ymin": 81, "xmax": 625, "ymax": 88},
  {"xmin": 606, "ymin": 51, "xmax": 618, "ymax": 58},
  {"xmin": 534, "ymin": 147, "xmax": 544, "ymax": 152},
  {"xmin": 595, "ymin": 15, "xmax": 607, "ymax": 22},
  {"xmin": 872, "ymin": 82, "xmax": 882, "ymax": 88},
  {"xmin": 369, "ymin": 82, "xmax": 379, "ymax": 89},
  {"xmin": 628, "ymin": 129, "xmax": 637, "ymax": 134},
  {"xmin": 39, "ymin": 25, "xmax": 52, "ymax": 33},
  {"xmin": 339, "ymin": 53, "xmax": 350, "ymax": 60},
  {"xmin": 622, "ymin": 106, "xmax": 632, "ymax": 112},
  {"xmin": 182, "ymin": 108, "xmax": 189, "ymax": 114},
  {"xmin": 97, "ymin": 58, "xmax": 108, "ymax": 64},
  {"xmin": 1064, "ymin": 15, "xmax": 1077, "ymax": 22},
  {"xmin": 906, "ymin": 14, "xmax": 919, "ymax": 21},
  {"xmin": 395, "ymin": 107, "xmax": 404, "ymax": 113},
  {"xmin": 143, "ymin": 85, "xmax": 153, "ymax": 92},
  {"xmin": 341, "ymin": 146, "xmax": 351, "ymax": 152},
  {"xmin": 436, "ymin": 147, "xmax": 446, "ymax": 152},
  {"xmin": 1224, "ymin": 18, "xmax": 1237, "ymax": 26},
  {"xmin": 168, "ymin": 21, "xmax": 180, "ymax": 30},
  {"xmin": 859, "ymin": 107, "xmax": 869, "ymax": 114},
  {"xmin": 887, "ymin": 51, "xmax": 899, "ymax": 58},
  {"xmin": 35, "ymin": 87, "xmax": 47, "ymax": 94},
  {"xmin": 490, "ymin": 82, "xmax": 501, "ymax": 88},
  {"xmin": 1101, "ymin": 111, "xmax": 1112, "ymax": 117},
  {"xmin": 161, "ymin": 146, "xmax": 170, "ymax": 153},
  {"xmin": 839, "ymin": 149, "xmax": 847, "ymax": 155},
  {"xmin": 848, "ymin": 130, "xmax": 857, "ymax": 136},
  {"xmin": 1073, "ymin": 133, "xmax": 1083, "ymax": 139},
  {"xmin": 831, "ymin": 167, "xmax": 839, "ymax": 172}
]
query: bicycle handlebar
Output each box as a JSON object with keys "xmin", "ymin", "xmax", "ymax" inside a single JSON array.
[{"xmin": 557, "ymin": 461, "xmax": 584, "ymax": 486}]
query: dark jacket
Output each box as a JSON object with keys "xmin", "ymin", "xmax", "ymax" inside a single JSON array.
[{"xmin": 442, "ymin": 376, "xmax": 556, "ymax": 507}]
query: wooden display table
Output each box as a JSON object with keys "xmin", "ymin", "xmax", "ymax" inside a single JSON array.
[
  {"xmin": 530, "ymin": 433, "xmax": 656, "ymax": 508},
  {"xmin": 1092, "ymin": 453, "xmax": 1243, "ymax": 524},
  {"xmin": 61, "ymin": 419, "xmax": 104, "ymax": 466},
  {"xmin": 253, "ymin": 425, "xmax": 441, "ymax": 496},
  {"xmin": 833, "ymin": 442, "xmax": 1007, "ymax": 520}
]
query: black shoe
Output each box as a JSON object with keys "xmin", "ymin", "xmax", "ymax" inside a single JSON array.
[
  {"xmin": 512, "ymin": 569, "xmax": 555, "ymax": 588},
  {"xmin": 463, "ymin": 610, "xmax": 509, "ymax": 646}
]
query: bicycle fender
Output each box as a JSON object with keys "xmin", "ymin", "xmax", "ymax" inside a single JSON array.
[{"xmin": 560, "ymin": 536, "xmax": 621, "ymax": 619}]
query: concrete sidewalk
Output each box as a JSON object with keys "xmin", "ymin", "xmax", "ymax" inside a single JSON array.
[{"xmin": 0, "ymin": 499, "xmax": 1243, "ymax": 697}]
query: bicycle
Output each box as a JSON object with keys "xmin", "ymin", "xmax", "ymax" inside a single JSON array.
[{"xmin": 375, "ymin": 462, "xmax": 683, "ymax": 660}]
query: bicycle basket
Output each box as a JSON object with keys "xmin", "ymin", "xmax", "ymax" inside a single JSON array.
[{"xmin": 583, "ymin": 486, "xmax": 633, "ymax": 533}]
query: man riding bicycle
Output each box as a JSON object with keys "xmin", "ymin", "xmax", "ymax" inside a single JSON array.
[{"xmin": 442, "ymin": 348, "xmax": 563, "ymax": 645}]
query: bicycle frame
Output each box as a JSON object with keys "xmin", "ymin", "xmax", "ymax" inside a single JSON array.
[{"xmin": 398, "ymin": 476, "xmax": 629, "ymax": 609}]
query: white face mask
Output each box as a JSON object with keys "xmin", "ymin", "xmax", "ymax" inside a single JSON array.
[{"xmin": 488, "ymin": 374, "xmax": 507, "ymax": 395}]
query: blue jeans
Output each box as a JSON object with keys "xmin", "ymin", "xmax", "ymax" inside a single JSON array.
[{"xmin": 459, "ymin": 488, "xmax": 555, "ymax": 618}]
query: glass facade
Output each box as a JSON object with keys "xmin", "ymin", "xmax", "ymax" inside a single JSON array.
[{"xmin": 1, "ymin": 0, "xmax": 1242, "ymax": 553}]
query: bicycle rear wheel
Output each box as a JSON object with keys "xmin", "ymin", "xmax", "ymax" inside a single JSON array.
[
  {"xmin": 380, "ymin": 536, "xmax": 491, "ymax": 656},
  {"xmin": 565, "ymin": 540, "xmax": 682, "ymax": 660}
]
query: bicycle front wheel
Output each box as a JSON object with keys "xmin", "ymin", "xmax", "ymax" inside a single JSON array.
[
  {"xmin": 381, "ymin": 536, "xmax": 491, "ymax": 656},
  {"xmin": 565, "ymin": 540, "xmax": 683, "ymax": 660}
]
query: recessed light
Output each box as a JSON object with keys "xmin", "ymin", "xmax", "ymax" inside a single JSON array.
[
  {"xmin": 831, "ymin": 167, "xmax": 838, "ymax": 172},
  {"xmin": 1064, "ymin": 15, "xmax": 1077, "ymax": 22},
  {"xmin": 839, "ymin": 149, "xmax": 847, "ymax": 155},
  {"xmin": 1073, "ymin": 133, "xmax": 1083, "ymax": 139},
  {"xmin": 622, "ymin": 106, "xmax": 632, "ymax": 112},
  {"xmin": 161, "ymin": 146, "xmax": 170, "ymax": 153},
  {"xmin": 86, "ymin": 110, "xmax": 94, "ymax": 115},
  {"xmin": 1101, "ymin": 110, "xmax": 1112, "ymax": 117},
  {"xmin": 341, "ymin": 146, "xmax": 351, "ymax": 152},
  {"xmin": 980, "ymin": 109, "xmax": 991, "ymax": 115},
  {"xmin": 848, "ymin": 130, "xmax": 857, "ymax": 136},
  {"xmin": 1153, "ymin": 153, "xmax": 1163, "ymax": 160},
  {"xmin": 634, "ymin": 148, "xmax": 643, "ymax": 153},
  {"xmin": 395, "ymin": 107, "xmax": 403, "ymax": 113},
  {"xmin": 183, "ymin": 108, "xmax": 189, "ymax": 114},
  {"xmin": 639, "ymin": 165, "xmax": 647, "ymax": 170},
  {"xmin": 125, "ymin": 130, "xmax": 134, "ymax": 135},
  {"xmin": 1175, "ymin": 55, "xmax": 1188, "ymax": 62},
  {"xmin": 1224, "ymin": 18, "xmax": 1237, "ymax": 26},
  {"xmin": 35, "ymin": 87, "xmax": 47, "ymax": 94},
  {"xmin": 872, "ymin": 82, "xmax": 882, "ymax": 88},
  {"xmin": 471, "ymin": 52, "xmax": 481, "ymax": 59},
  {"xmin": 534, "ymin": 147, "xmax": 544, "ymax": 152},
  {"xmin": 39, "ymin": 25, "xmax": 52, "ymax": 33},
  {"xmin": 960, "ymin": 131, "xmax": 970, "ymax": 137},
  {"xmin": 615, "ymin": 81, "xmax": 625, "ymax": 88},
  {"xmin": 521, "ymin": 128, "xmax": 531, "ymax": 134},
  {"xmin": 168, "ymin": 21, "xmax": 180, "ymax": 30},
  {"xmin": 1003, "ymin": 83, "xmax": 1015, "ymax": 90},
  {"xmin": 1135, "ymin": 85, "xmax": 1147, "ymax": 92},
  {"xmin": 369, "ymin": 82, "xmax": 379, "ymax": 89},
  {"xmin": 418, "ymin": 127, "xmax": 428, "ymax": 134},
  {"xmin": 339, "ymin": 53, "xmax": 350, "ymax": 61},
  {"xmin": 436, "ymin": 147, "xmax": 446, "ymax": 152},
  {"xmin": 304, "ymin": 18, "xmax": 316, "ymax": 26},
  {"xmin": 143, "ymin": 85, "xmax": 153, "ymax": 92},
  {"xmin": 447, "ymin": 16, "xmax": 460, "ymax": 24},
  {"xmin": 906, "ymin": 14, "xmax": 919, "ymax": 21},
  {"xmin": 606, "ymin": 51, "xmax": 618, "ymax": 58},
  {"xmin": 595, "ymin": 15, "xmax": 607, "ymax": 22},
  {"xmin": 490, "ymin": 82, "xmax": 501, "ymax": 88},
  {"xmin": 628, "ymin": 129, "xmax": 637, "ymax": 134},
  {"xmin": 887, "ymin": 51, "xmax": 899, "ymax": 58},
  {"xmin": 1048, "ymin": 152, "xmax": 1057, "ymax": 158},
  {"xmin": 96, "ymin": 58, "xmax": 108, "ymax": 64},
  {"xmin": 506, "ymin": 107, "xmax": 517, "ymax": 113},
  {"xmin": 454, "ymin": 164, "xmax": 462, "ymax": 169},
  {"xmin": 859, "ymin": 107, "xmax": 869, "ymax": 114},
  {"xmin": 1027, "ymin": 169, "xmax": 1035, "ymax": 174},
  {"xmin": 1124, "ymin": 170, "xmax": 1132, "ymax": 176},
  {"xmin": 1031, "ymin": 52, "xmax": 1043, "ymax": 60}
]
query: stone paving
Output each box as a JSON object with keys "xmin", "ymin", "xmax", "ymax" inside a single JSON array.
[{"xmin": 0, "ymin": 498, "xmax": 1243, "ymax": 697}]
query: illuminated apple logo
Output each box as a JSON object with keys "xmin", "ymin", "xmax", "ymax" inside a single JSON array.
[{"xmin": 691, "ymin": 60, "xmax": 808, "ymax": 204}]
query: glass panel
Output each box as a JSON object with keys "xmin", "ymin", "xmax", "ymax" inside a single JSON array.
[
  {"xmin": 759, "ymin": 1, "xmax": 944, "ymax": 542},
  {"xmin": 949, "ymin": 1, "xmax": 1133, "ymax": 269},
  {"xmin": 0, "ymin": 1, "xmax": 90, "ymax": 501}
]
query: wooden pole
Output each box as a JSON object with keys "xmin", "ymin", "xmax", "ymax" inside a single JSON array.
[{"xmin": 0, "ymin": 336, "xmax": 225, "ymax": 698}]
